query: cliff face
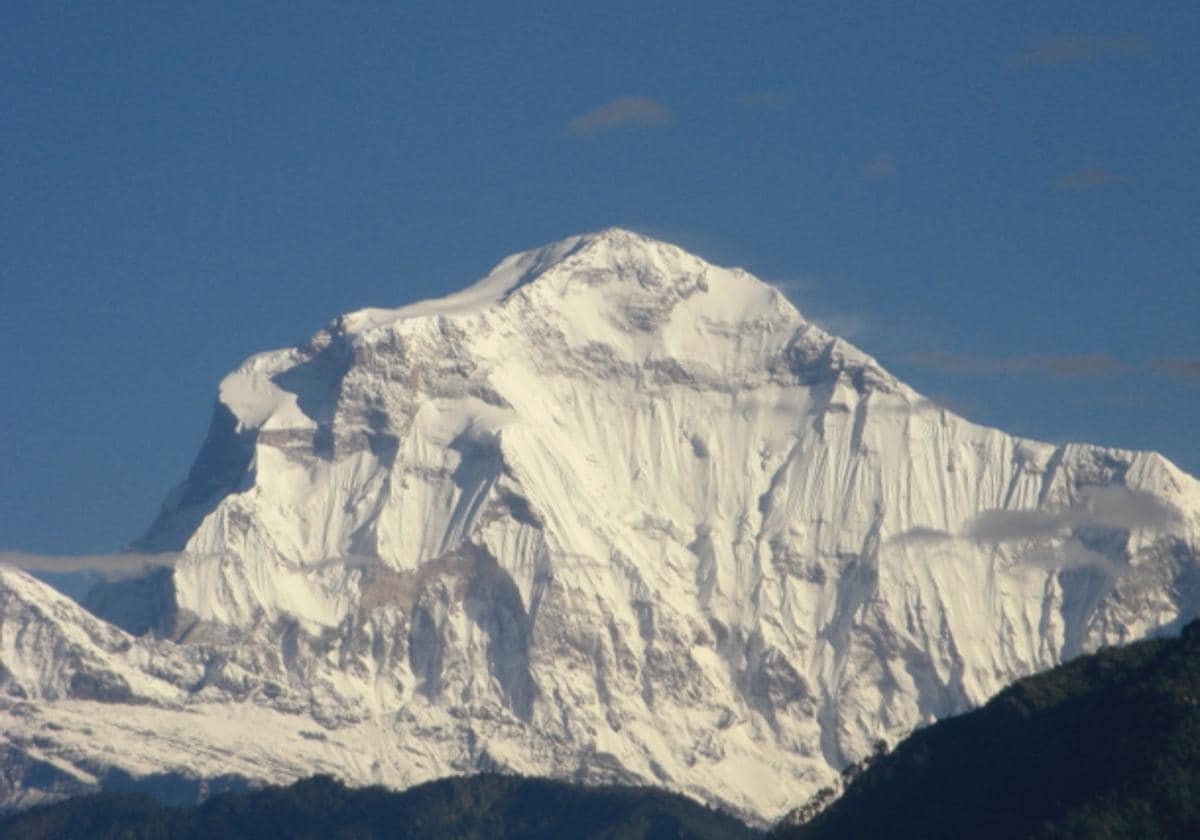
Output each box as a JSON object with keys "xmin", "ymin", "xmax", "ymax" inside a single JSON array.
[{"xmin": 2, "ymin": 229, "xmax": 1198, "ymax": 823}]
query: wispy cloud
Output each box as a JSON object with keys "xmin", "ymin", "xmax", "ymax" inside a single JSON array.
[
  {"xmin": 0, "ymin": 551, "xmax": 179, "ymax": 578},
  {"xmin": 963, "ymin": 486, "xmax": 1181, "ymax": 543},
  {"xmin": 861, "ymin": 153, "xmax": 897, "ymax": 181},
  {"xmin": 1059, "ymin": 166, "xmax": 1125, "ymax": 189},
  {"xmin": 889, "ymin": 486, "xmax": 1181, "ymax": 575},
  {"xmin": 965, "ymin": 509, "xmax": 1066, "ymax": 542},
  {"xmin": 768, "ymin": 276, "xmax": 821, "ymax": 297},
  {"xmin": 1152, "ymin": 357, "xmax": 1200, "ymax": 382},
  {"xmin": 0, "ymin": 551, "xmax": 398, "ymax": 581},
  {"xmin": 1021, "ymin": 539, "xmax": 1121, "ymax": 575},
  {"xmin": 921, "ymin": 393, "xmax": 983, "ymax": 418},
  {"xmin": 740, "ymin": 90, "xmax": 793, "ymax": 110},
  {"xmin": 1015, "ymin": 34, "xmax": 1149, "ymax": 67},
  {"xmin": 569, "ymin": 97, "xmax": 672, "ymax": 137},
  {"xmin": 908, "ymin": 351, "xmax": 1200, "ymax": 383},
  {"xmin": 1083, "ymin": 485, "xmax": 1185, "ymax": 532},
  {"xmin": 889, "ymin": 526, "xmax": 955, "ymax": 547},
  {"xmin": 768, "ymin": 276, "xmax": 873, "ymax": 340},
  {"xmin": 893, "ymin": 527, "xmax": 1117, "ymax": 575},
  {"xmin": 809, "ymin": 311, "xmax": 872, "ymax": 340},
  {"xmin": 906, "ymin": 351, "xmax": 1125, "ymax": 378}
]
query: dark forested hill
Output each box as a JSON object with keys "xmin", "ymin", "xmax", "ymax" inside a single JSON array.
[
  {"xmin": 779, "ymin": 620, "xmax": 1200, "ymax": 839},
  {"xmin": 0, "ymin": 774, "xmax": 759, "ymax": 840}
]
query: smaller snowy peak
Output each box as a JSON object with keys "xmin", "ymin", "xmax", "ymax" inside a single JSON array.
[{"xmin": 0, "ymin": 567, "xmax": 186, "ymax": 705}]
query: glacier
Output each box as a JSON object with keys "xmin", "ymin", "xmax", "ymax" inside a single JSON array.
[{"xmin": 1, "ymin": 228, "xmax": 1198, "ymax": 823}]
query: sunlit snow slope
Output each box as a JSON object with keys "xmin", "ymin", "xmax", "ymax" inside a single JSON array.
[{"xmin": 2, "ymin": 229, "xmax": 1199, "ymax": 823}]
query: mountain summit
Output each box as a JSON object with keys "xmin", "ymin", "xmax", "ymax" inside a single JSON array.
[{"xmin": 2, "ymin": 230, "xmax": 1198, "ymax": 823}]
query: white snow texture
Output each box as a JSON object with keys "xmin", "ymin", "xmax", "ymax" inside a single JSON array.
[{"xmin": 2, "ymin": 229, "xmax": 1199, "ymax": 823}]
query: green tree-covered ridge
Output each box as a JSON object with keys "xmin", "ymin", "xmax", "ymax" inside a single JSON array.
[
  {"xmin": 0, "ymin": 773, "xmax": 760, "ymax": 840},
  {"xmin": 780, "ymin": 619, "xmax": 1200, "ymax": 839}
]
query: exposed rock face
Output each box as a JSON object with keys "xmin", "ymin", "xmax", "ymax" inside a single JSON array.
[{"xmin": 2, "ymin": 229, "xmax": 1198, "ymax": 823}]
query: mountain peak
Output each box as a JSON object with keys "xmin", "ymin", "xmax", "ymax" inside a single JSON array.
[
  {"xmin": 534, "ymin": 226, "xmax": 715, "ymax": 279},
  {"xmin": 526, "ymin": 226, "xmax": 673, "ymax": 265},
  {"xmin": 8, "ymin": 230, "xmax": 1199, "ymax": 826},
  {"xmin": 328, "ymin": 230, "xmax": 792, "ymax": 365},
  {"xmin": 332, "ymin": 228, "xmax": 683, "ymax": 335}
]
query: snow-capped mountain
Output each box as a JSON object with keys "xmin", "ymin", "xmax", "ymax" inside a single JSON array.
[{"xmin": 2, "ymin": 229, "xmax": 1198, "ymax": 823}]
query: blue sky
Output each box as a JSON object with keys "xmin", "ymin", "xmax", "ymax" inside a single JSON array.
[{"xmin": 2, "ymin": 2, "xmax": 1197, "ymax": 553}]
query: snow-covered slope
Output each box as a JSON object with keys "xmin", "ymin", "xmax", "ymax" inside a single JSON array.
[{"xmin": 3, "ymin": 229, "xmax": 1199, "ymax": 822}]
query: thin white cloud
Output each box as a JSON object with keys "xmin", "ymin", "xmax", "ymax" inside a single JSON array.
[
  {"xmin": 0, "ymin": 551, "xmax": 407, "ymax": 578},
  {"xmin": 0, "ymin": 551, "xmax": 178, "ymax": 579},
  {"xmin": 963, "ymin": 486, "xmax": 1181, "ymax": 543},
  {"xmin": 569, "ymin": 97, "xmax": 672, "ymax": 137},
  {"xmin": 909, "ymin": 351, "xmax": 1200, "ymax": 383},
  {"xmin": 889, "ymin": 526, "xmax": 956, "ymax": 547},
  {"xmin": 740, "ymin": 90, "xmax": 793, "ymax": 110},
  {"xmin": 1015, "ymin": 35, "xmax": 1149, "ymax": 67},
  {"xmin": 1152, "ymin": 357, "xmax": 1200, "ymax": 382},
  {"xmin": 920, "ymin": 393, "xmax": 982, "ymax": 418},
  {"xmin": 1059, "ymin": 166, "xmax": 1125, "ymax": 189},
  {"xmin": 907, "ymin": 351, "xmax": 1125, "ymax": 378},
  {"xmin": 887, "ymin": 487, "xmax": 1180, "ymax": 576},
  {"xmin": 1078, "ymin": 485, "xmax": 1181, "ymax": 532},
  {"xmin": 1021, "ymin": 539, "xmax": 1122, "ymax": 576},
  {"xmin": 965, "ymin": 509, "xmax": 1067, "ymax": 542},
  {"xmin": 768, "ymin": 276, "xmax": 872, "ymax": 340},
  {"xmin": 810, "ymin": 311, "xmax": 872, "ymax": 340},
  {"xmin": 861, "ymin": 153, "xmax": 896, "ymax": 181}
]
